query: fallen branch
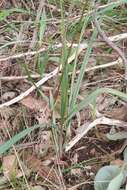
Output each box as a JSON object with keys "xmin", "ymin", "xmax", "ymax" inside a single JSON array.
[{"xmin": 65, "ymin": 117, "xmax": 127, "ymax": 152}]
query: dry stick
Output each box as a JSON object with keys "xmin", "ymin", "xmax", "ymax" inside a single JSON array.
[
  {"xmin": 0, "ymin": 74, "xmax": 41, "ymax": 80},
  {"xmin": 65, "ymin": 117, "xmax": 127, "ymax": 152},
  {"xmin": 0, "ymin": 43, "xmax": 78, "ymax": 62},
  {"xmin": 0, "ymin": 58, "xmax": 122, "ymax": 81},
  {"xmin": 0, "ymin": 46, "xmax": 46, "ymax": 62},
  {"xmin": 0, "ymin": 33, "xmax": 127, "ymax": 62},
  {"xmin": 0, "ymin": 67, "xmax": 59, "ymax": 108},
  {"xmin": 93, "ymin": 14, "xmax": 127, "ymax": 80}
]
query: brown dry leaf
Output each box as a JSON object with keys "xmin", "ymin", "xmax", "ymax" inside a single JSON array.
[
  {"xmin": 96, "ymin": 94, "xmax": 116, "ymax": 112},
  {"xmin": 26, "ymin": 154, "xmax": 60, "ymax": 187},
  {"xmin": 105, "ymin": 106, "xmax": 127, "ymax": 122},
  {"xmin": 0, "ymin": 107, "xmax": 15, "ymax": 120},
  {"xmin": 3, "ymin": 154, "xmax": 17, "ymax": 179},
  {"xmin": 20, "ymin": 96, "xmax": 47, "ymax": 111},
  {"xmin": 21, "ymin": 96, "xmax": 51, "ymax": 124}
]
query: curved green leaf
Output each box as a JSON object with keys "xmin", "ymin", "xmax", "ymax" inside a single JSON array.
[
  {"xmin": 94, "ymin": 165, "xmax": 121, "ymax": 190},
  {"xmin": 106, "ymin": 132, "xmax": 127, "ymax": 141},
  {"xmin": 107, "ymin": 171, "xmax": 125, "ymax": 190}
]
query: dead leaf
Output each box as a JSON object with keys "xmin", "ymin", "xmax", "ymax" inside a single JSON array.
[
  {"xmin": 3, "ymin": 155, "xmax": 17, "ymax": 179},
  {"xmin": 105, "ymin": 106, "xmax": 127, "ymax": 122},
  {"xmin": 20, "ymin": 96, "xmax": 47, "ymax": 111},
  {"xmin": 96, "ymin": 94, "xmax": 116, "ymax": 112},
  {"xmin": 2, "ymin": 155, "xmax": 28, "ymax": 179},
  {"xmin": 25, "ymin": 154, "xmax": 60, "ymax": 187},
  {"xmin": 21, "ymin": 96, "xmax": 51, "ymax": 124},
  {"xmin": 0, "ymin": 107, "xmax": 15, "ymax": 120}
]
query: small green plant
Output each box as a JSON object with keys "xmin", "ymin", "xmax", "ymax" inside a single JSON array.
[
  {"xmin": 94, "ymin": 147, "xmax": 127, "ymax": 190},
  {"xmin": 94, "ymin": 127, "xmax": 127, "ymax": 190}
]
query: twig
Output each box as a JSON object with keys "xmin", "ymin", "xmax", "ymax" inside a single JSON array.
[
  {"xmin": 65, "ymin": 117, "xmax": 127, "ymax": 152},
  {"xmin": 84, "ymin": 57, "xmax": 122, "ymax": 72},
  {"xmin": 0, "ymin": 57, "xmax": 122, "ymax": 81},
  {"xmin": 0, "ymin": 67, "xmax": 59, "ymax": 109},
  {"xmin": 0, "ymin": 46, "xmax": 46, "ymax": 62},
  {"xmin": 0, "ymin": 43, "xmax": 80, "ymax": 62},
  {"xmin": 0, "ymin": 74, "xmax": 41, "ymax": 80},
  {"xmin": 93, "ymin": 12, "xmax": 127, "ymax": 80},
  {"xmin": 0, "ymin": 33, "xmax": 127, "ymax": 62}
]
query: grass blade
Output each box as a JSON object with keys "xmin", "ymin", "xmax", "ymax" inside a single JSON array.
[
  {"xmin": 70, "ymin": 28, "xmax": 98, "ymax": 109},
  {"xmin": 69, "ymin": 15, "xmax": 90, "ymax": 110},
  {"xmin": 0, "ymin": 125, "xmax": 44, "ymax": 155},
  {"xmin": 39, "ymin": 9, "xmax": 47, "ymax": 45}
]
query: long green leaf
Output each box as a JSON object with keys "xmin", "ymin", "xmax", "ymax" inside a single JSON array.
[
  {"xmin": 69, "ymin": 15, "xmax": 90, "ymax": 111},
  {"xmin": 61, "ymin": 60, "xmax": 69, "ymax": 122},
  {"xmin": 94, "ymin": 165, "xmax": 121, "ymax": 190},
  {"xmin": 60, "ymin": 0, "xmax": 69, "ymax": 123},
  {"xmin": 70, "ymin": 28, "xmax": 98, "ymax": 108},
  {"xmin": 0, "ymin": 125, "xmax": 43, "ymax": 155},
  {"xmin": 39, "ymin": 10, "xmax": 47, "ymax": 45}
]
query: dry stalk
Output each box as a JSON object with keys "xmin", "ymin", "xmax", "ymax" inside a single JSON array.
[
  {"xmin": 65, "ymin": 117, "xmax": 127, "ymax": 151},
  {"xmin": 93, "ymin": 12, "xmax": 127, "ymax": 80}
]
